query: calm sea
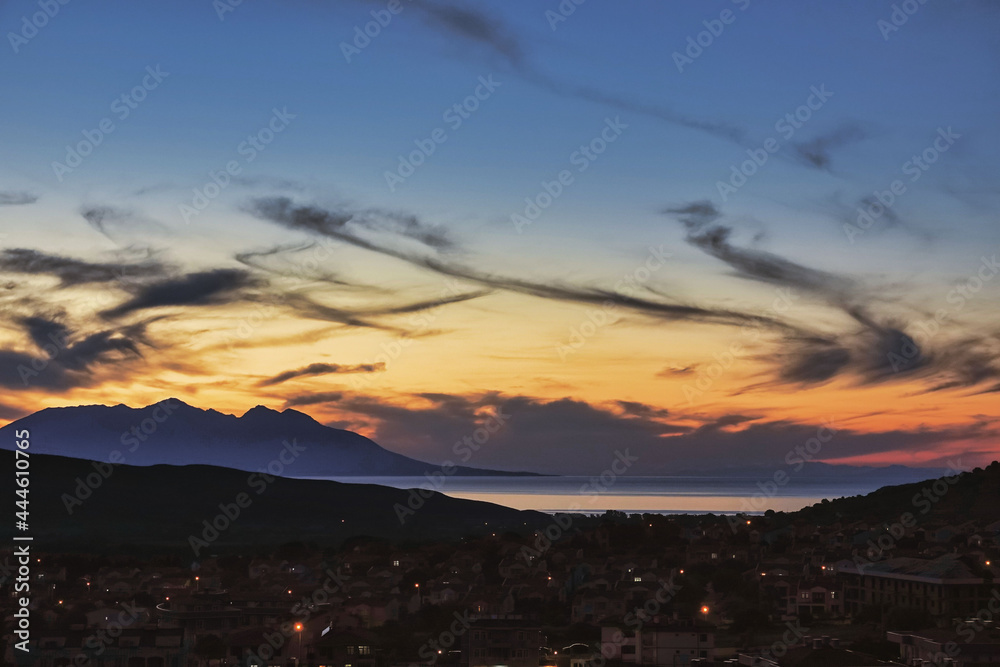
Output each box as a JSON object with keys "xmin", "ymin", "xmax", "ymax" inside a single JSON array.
[{"xmin": 296, "ymin": 475, "xmax": 894, "ymax": 514}]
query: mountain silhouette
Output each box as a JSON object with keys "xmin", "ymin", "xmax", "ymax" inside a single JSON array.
[{"xmin": 0, "ymin": 399, "xmax": 531, "ymax": 477}]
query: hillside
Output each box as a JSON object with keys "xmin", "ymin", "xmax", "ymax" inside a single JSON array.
[
  {"xmin": 788, "ymin": 460, "xmax": 1000, "ymax": 525},
  {"xmin": 0, "ymin": 449, "xmax": 551, "ymax": 555}
]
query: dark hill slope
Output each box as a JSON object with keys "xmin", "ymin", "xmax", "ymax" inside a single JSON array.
[
  {"xmin": 0, "ymin": 449, "xmax": 550, "ymax": 554},
  {"xmin": 790, "ymin": 460, "xmax": 1000, "ymax": 526}
]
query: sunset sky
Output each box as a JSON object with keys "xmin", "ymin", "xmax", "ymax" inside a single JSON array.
[{"xmin": 0, "ymin": 0, "xmax": 998, "ymax": 474}]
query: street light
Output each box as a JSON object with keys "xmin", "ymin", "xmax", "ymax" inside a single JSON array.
[{"xmin": 294, "ymin": 622, "xmax": 303, "ymax": 665}]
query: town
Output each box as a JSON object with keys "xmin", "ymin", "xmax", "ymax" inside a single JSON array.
[{"xmin": 4, "ymin": 480, "xmax": 999, "ymax": 667}]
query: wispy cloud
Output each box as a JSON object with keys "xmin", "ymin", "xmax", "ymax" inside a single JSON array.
[
  {"xmin": 793, "ymin": 121, "xmax": 868, "ymax": 169},
  {"xmin": 280, "ymin": 289, "xmax": 487, "ymax": 333},
  {"xmin": 0, "ymin": 191, "xmax": 38, "ymax": 206},
  {"xmin": 283, "ymin": 391, "xmax": 345, "ymax": 408},
  {"xmin": 398, "ymin": 0, "xmax": 749, "ymax": 146},
  {"xmin": 0, "ymin": 314, "xmax": 149, "ymax": 391},
  {"xmin": 101, "ymin": 268, "xmax": 263, "ymax": 318},
  {"xmin": 80, "ymin": 204, "xmax": 168, "ymax": 242},
  {"xmin": 0, "ymin": 248, "xmax": 169, "ymax": 287},
  {"xmin": 258, "ymin": 361, "xmax": 386, "ymax": 387},
  {"xmin": 248, "ymin": 197, "xmax": 795, "ymax": 333},
  {"xmin": 665, "ymin": 201, "xmax": 1000, "ymax": 393},
  {"xmin": 666, "ymin": 200, "xmax": 855, "ymax": 299}
]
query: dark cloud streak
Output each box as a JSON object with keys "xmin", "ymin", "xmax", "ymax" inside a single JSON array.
[
  {"xmin": 0, "ymin": 191, "xmax": 38, "ymax": 206},
  {"xmin": 0, "ymin": 248, "xmax": 169, "ymax": 288},
  {"xmin": 258, "ymin": 362, "xmax": 386, "ymax": 387},
  {"xmin": 101, "ymin": 268, "xmax": 263, "ymax": 318},
  {"xmin": 248, "ymin": 197, "xmax": 799, "ymax": 334},
  {"xmin": 794, "ymin": 122, "xmax": 867, "ymax": 169}
]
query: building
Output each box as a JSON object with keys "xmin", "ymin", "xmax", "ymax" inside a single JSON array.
[
  {"xmin": 602, "ymin": 621, "xmax": 715, "ymax": 665},
  {"xmin": 571, "ymin": 594, "xmax": 627, "ymax": 624},
  {"xmin": 888, "ymin": 627, "xmax": 1000, "ymax": 667},
  {"xmin": 5, "ymin": 628, "xmax": 187, "ymax": 667},
  {"xmin": 793, "ymin": 581, "xmax": 842, "ymax": 618},
  {"xmin": 462, "ymin": 616, "xmax": 543, "ymax": 667},
  {"xmin": 837, "ymin": 554, "xmax": 996, "ymax": 618},
  {"xmin": 312, "ymin": 628, "xmax": 380, "ymax": 667}
]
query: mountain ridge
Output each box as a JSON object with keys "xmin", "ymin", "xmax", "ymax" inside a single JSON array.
[{"xmin": 0, "ymin": 398, "xmax": 540, "ymax": 477}]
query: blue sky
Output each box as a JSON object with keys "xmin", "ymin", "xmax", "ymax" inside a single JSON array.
[{"xmin": 0, "ymin": 0, "xmax": 998, "ymax": 473}]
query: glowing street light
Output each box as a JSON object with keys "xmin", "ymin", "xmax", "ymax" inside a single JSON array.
[{"xmin": 701, "ymin": 606, "xmax": 710, "ymax": 614}]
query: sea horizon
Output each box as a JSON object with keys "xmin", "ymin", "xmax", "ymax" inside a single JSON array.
[{"xmin": 294, "ymin": 473, "xmax": 914, "ymax": 514}]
